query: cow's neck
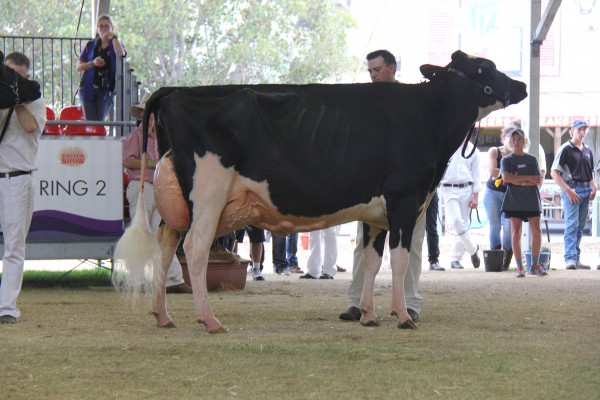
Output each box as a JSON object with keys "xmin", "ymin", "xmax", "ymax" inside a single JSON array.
[{"xmin": 427, "ymin": 76, "xmax": 480, "ymax": 188}]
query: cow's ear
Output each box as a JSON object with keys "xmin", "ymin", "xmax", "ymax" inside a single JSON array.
[
  {"xmin": 451, "ymin": 50, "xmax": 468, "ymax": 61},
  {"xmin": 420, "ymin": 64, "xmax": 443, "ymax": 79}
]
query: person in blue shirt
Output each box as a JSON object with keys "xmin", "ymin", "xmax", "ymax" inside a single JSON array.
[
  {"xmin": 76, "ymin": 15, "xmax": 126, "ymax": 121},
  {"xmin": 550, "ymin": 120, "xmax": 597, "ymax": 270}
]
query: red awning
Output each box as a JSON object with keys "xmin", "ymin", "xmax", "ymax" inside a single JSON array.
[{"xmin": 480, "ymin": 92, "xmax": 600, "ymax": 128}]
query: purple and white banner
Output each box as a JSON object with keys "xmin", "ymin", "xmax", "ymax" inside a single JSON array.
[{"xmin": 29, "ymin": 137, "xmax": 124, "ymax": 238}]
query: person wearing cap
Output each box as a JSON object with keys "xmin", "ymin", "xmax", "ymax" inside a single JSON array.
[
  {"xmin": 550, "ymin": 119, "xmax": 597, "ymax": 270},
  {"xmin": 499, "ymin": 129, "xmax": 546, "ymax": 278},
  {"xmin": 122, "ymin": 94, "xmax": 192, "ymax": 293}
]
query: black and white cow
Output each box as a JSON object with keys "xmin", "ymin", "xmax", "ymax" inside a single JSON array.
[
  {"xmin": 114, "ymin": 51, "xmax": 527, "ymax": 333},
  {"xmin": 0, "ymin": 51, "xmax": 42, "ymax": 109}
]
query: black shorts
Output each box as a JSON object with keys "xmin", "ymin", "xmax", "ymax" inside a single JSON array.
[
  {"xmin": 504, "ymin": 211, "xmax": 541, "ymax": 222},
  {"xmin": 235, "ymin": 226, "xmax": 265, "ymax": 243}
]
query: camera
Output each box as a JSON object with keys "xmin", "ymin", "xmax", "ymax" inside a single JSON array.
[{"xmin": 98, "ymin": 69, "xmax": 110, "ymax": 90}]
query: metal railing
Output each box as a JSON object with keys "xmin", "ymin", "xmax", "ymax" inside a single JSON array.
[{"xmin": 1, "ymin": 35, "xmax": 141, "ymax": 137}]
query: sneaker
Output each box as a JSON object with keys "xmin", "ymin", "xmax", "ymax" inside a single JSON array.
[
  {"xmin": 429, "ymin": 261, "xmax": 445, "ymax": 271},
  {"xmin": 531, "ymin": 263, "xmax": 548, "ymax": 277},
  {"xmin": 565, "ymin": 261, "xmax": 577, "ymax": 270},
  {"xmin": 450, "ymin": 261, "xmax": 464, "ymax": 269},
  {"xmin": 471, "ymin": 245, "xmax": 480, "ymax": 268},
  {"xmin": 575, "ymin": 261, "xmax": 591, "ymax": 270},
  {"xmin": 515, "ymin": 267, "xmax": 525, "ymax": 278},
  {"xmin": 252, "ymin": 268, "xmax": 265, "ymax": 281}
]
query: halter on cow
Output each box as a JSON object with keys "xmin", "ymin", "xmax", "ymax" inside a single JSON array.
[{"xmin": 114, "ymin": 50, "xmax": 527, "ymax": 333}]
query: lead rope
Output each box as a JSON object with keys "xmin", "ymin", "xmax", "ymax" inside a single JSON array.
[
  {"xmin": 439, "ymin": 206, "xmax": 480, "ymax": 237},
  {"xmin": 0, "ymin": 107, "xmax": 15, "ymax": 145}
]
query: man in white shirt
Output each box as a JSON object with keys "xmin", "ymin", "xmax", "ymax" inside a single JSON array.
[
  {"xmin": 440, "ymin": 141, "xmax": 481, "ymax": 269},
  {"xmin": 0, "ymin": 52, "xmax": 46, "ymax": 324}
]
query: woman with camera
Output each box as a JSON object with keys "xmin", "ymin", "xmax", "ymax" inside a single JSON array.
[{"xmin": 76, "ymin": 14, "xmax": 126, "ymax": 121}]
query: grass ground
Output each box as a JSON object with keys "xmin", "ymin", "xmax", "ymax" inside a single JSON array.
[{"xmin": 1, "ymin": 267, "xmax": 599, "ymax": 400}]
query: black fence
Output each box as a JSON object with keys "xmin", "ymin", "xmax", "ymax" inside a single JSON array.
[{"xmin": 1, "ymin": 35, "xmax": 141, "ymax": 136}]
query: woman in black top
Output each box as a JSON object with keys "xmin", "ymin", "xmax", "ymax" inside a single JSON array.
[{"xmin": 483, "ymin": 124, "xmax": 513, "ymax": 269}]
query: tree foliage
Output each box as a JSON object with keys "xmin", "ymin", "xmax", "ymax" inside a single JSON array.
[{"xmin": 1, "ymin": 0, "xmax": 355, "ymax": 91}]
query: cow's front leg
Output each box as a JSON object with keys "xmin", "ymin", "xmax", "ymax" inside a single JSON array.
[
  {"xmin": 150, "ymin": 224, "xmax": 179, "ymax": 328},
  {"xmin": 390, "ymin": 246, "xmax": 417, "ymax": 329},
  {"xmin": 359, "ymin": 226, "xmax": 386, "ymax": 327}
]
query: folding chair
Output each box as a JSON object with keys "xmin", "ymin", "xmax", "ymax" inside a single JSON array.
[
  {"xmin": 59, "ymin": 105, "xmax": 107, "ymax": 136},
  {"xmin": 43, "ymin": 106, "xmax": 61, "ymax": 135}
]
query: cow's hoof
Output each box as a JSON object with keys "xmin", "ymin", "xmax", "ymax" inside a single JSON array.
[
  {"xmin": 397, "ymin": 319, "xmax": 418, "ymax": 330},
  {"xmin": 360, "ymin": 319, "xmax": 380, "ymax": 327},
  {"xmin": 198, "ymin": 319, "xmax": 228, "ymax": 334},
  {"xmin": 150, "ymin": 311, "xmax": 175, "ymax": 328}
]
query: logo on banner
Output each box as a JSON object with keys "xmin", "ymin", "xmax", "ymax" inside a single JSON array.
[{"xmin": 59, "ymin": 147, "xmax": 87, "ymax": 166}]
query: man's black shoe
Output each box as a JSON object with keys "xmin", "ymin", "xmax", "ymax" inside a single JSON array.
[
  {"xmin": 407, "ymin": 308, "xmax": 419, "ymax": 322},
  {"xmin": 339, "ymin": 306, "xmax": 361, "ymax": 321},
  {"xmin": 319, "ymin": 273, "xmax": 334, "ymax": 279},
  {"xmin": 0, "ymin": 315, "xmax": 17, "ymax": 324},
  {"xmin": 471, "ymin": 245, "xmax": 480, "ymax": 268},
  {"xmin": 299, "ymin": 273, "xmax": 317, "ymax": 279}
]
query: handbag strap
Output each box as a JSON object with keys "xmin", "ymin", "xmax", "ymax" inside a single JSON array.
[{"xmin": 0, "ymin": 107, "xmax": 15, "ymax": 145}]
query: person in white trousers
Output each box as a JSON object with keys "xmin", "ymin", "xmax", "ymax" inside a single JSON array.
[
  {"xmin": 0, "ymin": 52, "xmax": 46, "ymax": 324},
  {"xmin": 300, "ymin": 226, "xmax": 339, "ymax": 279},
  {"xmin": 440, "ymin": 141, "xmax": 481, "ymax": 269}
]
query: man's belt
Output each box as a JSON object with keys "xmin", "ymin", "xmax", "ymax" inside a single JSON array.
[
  {"xmin": 442, "ymin": 182, "xmax": 473, "ymax": 188},
  {"xmin": 567, "ymin": 181, "xmax": 590, "ymax": 188},
  {"xmin": 0, "ymin": 170, "xmax": 32, "ymax": 178}
]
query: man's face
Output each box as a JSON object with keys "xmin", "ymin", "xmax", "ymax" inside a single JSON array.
[
  {"xmin": 367, "ymin": 56, "xmax": 396, "ymax": 83},
  {"xmin": 5, "ymin": 60, "xmax": 30, "ymax": 79}
]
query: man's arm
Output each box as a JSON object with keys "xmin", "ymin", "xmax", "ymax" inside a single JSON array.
[{"xmin": 14, "ymin": 104, "xmax": 39, "ymax": 134}]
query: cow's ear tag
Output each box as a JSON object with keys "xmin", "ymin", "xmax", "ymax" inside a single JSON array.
[{"xmin": 478, "ymin": 68, "xmax": 482, "ymax": 74}]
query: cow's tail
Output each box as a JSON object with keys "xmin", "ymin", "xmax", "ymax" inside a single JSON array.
[{"xmin": 112, "ymin": 180, "xmax": 161, "ymax": 296}]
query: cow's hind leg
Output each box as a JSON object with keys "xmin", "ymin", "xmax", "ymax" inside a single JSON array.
[
  {"xmin": 150, "ymin": 223, "xmax": 180, "ymax": 328},
  {"xmin": 359, "ymin": 225, "xmax": 386, "ymax": 327},
  {"xmin": 185, "ymin": 153, "xmax": 237, "ymax": 333},
  {"xmin": 184, "ymin": 221, "xmax": 226, "ymax": 333}
]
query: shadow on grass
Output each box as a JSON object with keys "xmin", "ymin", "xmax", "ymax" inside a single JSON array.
[{"xmin": 0, "ymin": 269, "xmax": 112, "ymax": 289}]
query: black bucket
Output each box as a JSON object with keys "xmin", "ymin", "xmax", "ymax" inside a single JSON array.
[{"xmin": 483, "ymin": 249, "xmax": 504, "ymax": 272}]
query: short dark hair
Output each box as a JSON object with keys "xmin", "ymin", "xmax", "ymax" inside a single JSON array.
[
  {"xmin": 366, "ymin": 50, "xmax": 396, "ymax": 66},
  {"xmin": 5, "ymin": 52, "xmax": 30, "ymax": 69}
]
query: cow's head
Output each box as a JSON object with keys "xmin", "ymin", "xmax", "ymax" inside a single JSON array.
[
  {"xmin": 0, "ymin": 50, "xmax": 42, "ymax": 109},
  {"xmin": 420, "ymin": 50, "xmax": 527, "ymax": 120}
]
